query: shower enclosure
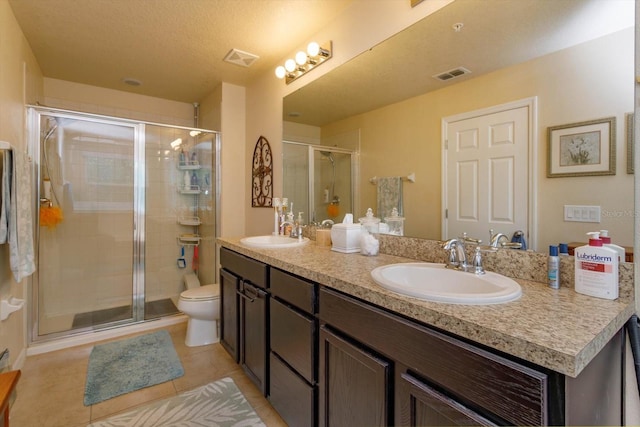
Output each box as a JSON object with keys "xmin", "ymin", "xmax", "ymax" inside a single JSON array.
[
  {"xmin": 28, "ymin": 106, "xmax": 219, "ymax": 342},
  {"xmin": 282, "ymin": 141, "xmax": 356, "ymax": 225}
]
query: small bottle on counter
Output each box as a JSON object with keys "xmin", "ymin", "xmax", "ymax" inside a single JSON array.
[
  {"xmin": 559, "ymin": 243, "xmax": 569, "ymax": 256},
  {"xmin": 548, "ymin": 245, "xmax": 559, "ymax": 289}
]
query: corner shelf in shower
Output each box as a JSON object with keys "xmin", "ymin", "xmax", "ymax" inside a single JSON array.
[
  {"xmin": 177, "ymin": 161, "xmax": 201, "ymax": 170},
  {"xmin": 178, "ymin": 184, "xmax": 201, "ymax": 194},
  {"xmin": 177, "ymin": 234, "xmax": 201, "ymax": 245},
  {"xmin": 178, "ymin": 216, "xmax": 201, "ymax": 226}
]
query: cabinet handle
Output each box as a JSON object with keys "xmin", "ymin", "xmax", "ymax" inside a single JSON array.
[
  {"xmin": 237, "ymin": 283, "xmax": 267, "ymax": 303},
  {"xmin": 237, "ymin": 289, "xmax": 255, "ymax": 303}
]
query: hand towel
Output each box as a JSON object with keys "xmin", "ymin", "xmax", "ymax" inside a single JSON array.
[
  {"xmin": 0, "ymin": 150, "xmax": 10, "ymax": 244},
  {"xmin": 7, "ymin": 149, "xmax": 35, "ymax": 282},
  {"xmin": 376, "ymin": 176, "xmax": 403, "ymax": 220}
]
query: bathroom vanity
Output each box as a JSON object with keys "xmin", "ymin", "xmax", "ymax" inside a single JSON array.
[{"xmin": 218, "ymin": 237, "xmax": 634, "ymax": 426}]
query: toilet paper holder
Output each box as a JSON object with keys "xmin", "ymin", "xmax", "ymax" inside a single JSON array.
[{"xmin": 0, "ymin": 297, "xmax": 24, "ymax": 321}]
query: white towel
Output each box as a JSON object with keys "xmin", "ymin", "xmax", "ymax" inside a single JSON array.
[
  {"xmin": 5, "ymin": 148, "xmax": 35, "ymax": 282},
  {"xmin": 376, "ymin": 176, "xmax": 403, "ymax": 220}
]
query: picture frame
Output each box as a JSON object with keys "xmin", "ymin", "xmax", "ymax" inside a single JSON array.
[
  {"xmin": 547, "ymin": 117, "xmax": 616, "ymax": 177},
  {"xmin": 626, "ymin": 112, "xmax": 634, "ymax": 174}
]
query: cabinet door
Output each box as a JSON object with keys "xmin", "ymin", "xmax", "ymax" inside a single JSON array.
[
  {"xmin": 220, "ymin": 268, "xmax": 239, "ymax": 362},
  {"xmin": 319, "ymin": 326, "xmax": 391, "ymax": 427},
  {"xmin": 239, "ymin": 281, "xmax": 268, "ymax": 395},
  {"xmin": 398, "ymin": 372, "xmax": 497, "ymax": 426}
]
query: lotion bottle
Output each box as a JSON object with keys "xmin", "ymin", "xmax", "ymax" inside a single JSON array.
[
  {"xmin": 574, "ymin": 232, "xmax": 618, "ymax": 300},
  {"xmin": 599, "ymin": 230, "xmax": 625, "ymax": 263}
]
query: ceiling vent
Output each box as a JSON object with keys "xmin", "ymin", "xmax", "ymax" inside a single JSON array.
[
  {"xmin": 224, "ymin": 48, "xmax": 259, "ymax": 68},
  {"xmin": 433, "ymin": 66, "xmax": 471, "ymax": 81}
]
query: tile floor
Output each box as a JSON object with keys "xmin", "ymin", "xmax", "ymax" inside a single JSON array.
[{"xmin": 10, "ymin": 322, "xmax": 287, "ymax": 426}]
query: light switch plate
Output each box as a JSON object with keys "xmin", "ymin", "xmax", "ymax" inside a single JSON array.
[{"xmin": 564, "ymin": 205, "xmax": 601, "ymax": 223}]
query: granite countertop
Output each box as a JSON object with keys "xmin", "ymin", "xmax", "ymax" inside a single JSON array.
[{"xmin": 218, "ymin": 237, "xmax": 635, "ymax": 378}]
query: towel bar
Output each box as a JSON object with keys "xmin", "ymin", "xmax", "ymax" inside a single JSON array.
[{"xmin": 369, "ymin": 172, "xmax": 415, "ymax": 184}]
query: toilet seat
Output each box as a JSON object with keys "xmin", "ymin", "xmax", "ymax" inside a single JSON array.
[{"xmin": 180, "ymin": 284, "xmax": 220, "ymax": 301}]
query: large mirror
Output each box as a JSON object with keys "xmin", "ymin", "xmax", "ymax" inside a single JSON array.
[{"xmin": 282, "ymin": 0, "xmax": 635, "ymax": 253}]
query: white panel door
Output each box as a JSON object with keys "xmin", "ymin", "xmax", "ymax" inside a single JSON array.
[{"xmin": 444, "ymin": 104, "xmax": 530, "ymax": 244}]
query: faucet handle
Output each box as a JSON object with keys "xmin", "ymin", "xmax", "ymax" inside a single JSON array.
[{"xmin": 460, "ymin": 233, "xmax": 482, "ymax": 245}]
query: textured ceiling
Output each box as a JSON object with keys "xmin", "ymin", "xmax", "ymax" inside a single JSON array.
[{"xmin": 8, "ymin": 0, "xmax": 353, "ymax": 103}]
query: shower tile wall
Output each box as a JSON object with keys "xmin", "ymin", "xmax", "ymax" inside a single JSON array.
[{"xmin": 144, "ymin": 125, "xmax": 215, "ymax": 303}]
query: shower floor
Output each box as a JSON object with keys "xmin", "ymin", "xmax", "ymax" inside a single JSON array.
[{"xmin": 71, "ymin": 298, "xmax": 180, "ymax": 329}]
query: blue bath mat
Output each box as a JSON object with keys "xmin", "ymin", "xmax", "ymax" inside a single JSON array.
[{"xmin": 84, "ymin": 330, "xmax": 184, "ymax": 406}]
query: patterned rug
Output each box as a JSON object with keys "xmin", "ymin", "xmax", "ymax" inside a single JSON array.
[
  {"xmin": 88, "ymin": 377, "xmax": 266, "ymax": 427},
  {"xmin": 84, "ymin": 330, "xmax": 184, "ymax": 406}
]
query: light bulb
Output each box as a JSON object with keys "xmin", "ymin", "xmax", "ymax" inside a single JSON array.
[
  {"xmin": 275, "ymin": 66, "xmax": 286, "ymax": 79},
  {"xmin": 284, "ymin": 59, "xmax": 296, "ymax": 72},
  {"xmin": 295, "ymin": 51, "xmax": 307, "ymax": 65},
  {"xmin": 307, "ymin": 42, "xmax": 320, "ymax": 57}
]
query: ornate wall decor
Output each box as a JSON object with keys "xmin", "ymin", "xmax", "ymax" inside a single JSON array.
[{"xmin": 251, "ymin": 136, "xmax": 273, "ymax": 207}]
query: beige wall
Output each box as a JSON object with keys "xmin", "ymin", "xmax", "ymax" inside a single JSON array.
[
  {"xmin": 0, "ymin": 0, "xmax": 44, "ymax": 369},
  {"xmin": 321, "ymin": 28, "xmax": 634, "ymax": 250},
  {"xmin": 44, "ymin": 78, "xmax": 195, "ymax": 126}
]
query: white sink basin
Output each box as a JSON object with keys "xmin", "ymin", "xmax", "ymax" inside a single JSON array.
[
  {"xmin": 371, "ymin": 262, "xmax": 522, "ymax": 304},
  {"xmin": 240, "ymin": 235, "xmax": 309, "ymax": 249}
]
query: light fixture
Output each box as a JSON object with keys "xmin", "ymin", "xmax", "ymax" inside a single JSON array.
[
  {"xmin": 170, "ymin": 138, "xmax": 183, "ymax": 150},
  {"xmin": 274, "ymin": 41, "xmax": 332, "ymax": 84}
]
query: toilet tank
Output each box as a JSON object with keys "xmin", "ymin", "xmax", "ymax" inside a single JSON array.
[{"xmin": 183, "ymin": 273, "xmax": 201, "ymax": 290}]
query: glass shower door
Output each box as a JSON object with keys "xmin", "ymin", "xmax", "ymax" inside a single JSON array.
[
  {"xmin": 311, "ymin": 148, "xmax": 353, "ymax": 224},
  {"xmin": 35, "ymin": 113, "xmax": 139, "ymax": 336}
]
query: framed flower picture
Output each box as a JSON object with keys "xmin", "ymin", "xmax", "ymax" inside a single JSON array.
[{"xmin": 547, "ymin": 117, "xmax": 616, "ymax": 177}]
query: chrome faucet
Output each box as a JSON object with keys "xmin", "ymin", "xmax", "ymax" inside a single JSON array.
[
  {"xmin": 442, "ymin": 233, "xmax": 489, "ymax": 274},
  {"xmin": 489, "ymin": 229, "xmax": 522, "ymax": 249},
  {"xmin": 442, "ymin": 238, "xmax": 469, "ymax": 270},
  {"xmin": 320, "ymin": 219, "xmax": 334, "ymax": 228},
  {"xmin": 279, "ymin": 220, "xmax": 295, "ymax": 236}
]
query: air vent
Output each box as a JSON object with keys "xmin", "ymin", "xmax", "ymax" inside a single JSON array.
[
  {"xmin": 433, "ymin": 67, "xmax": 471, "ymax": 81},
  {"xmin": 223, "ymin": 48, "xmax": 259, "ymax": 68}
]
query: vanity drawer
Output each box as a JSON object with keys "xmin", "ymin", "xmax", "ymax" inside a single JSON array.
[
  {"xmin": 271, "ymin": 298, "xmax": 316, "ymax": 383},
  {"xmin": 269, "ymin": 352, "xmax": 316, "ymax": 427},
  {"xmin": 220, "ymin": 247, "xmax": 268, "ymax": 288},
  {"xmin": 270, "ymin": 268, "xmax": 316, "ymax": 313}
]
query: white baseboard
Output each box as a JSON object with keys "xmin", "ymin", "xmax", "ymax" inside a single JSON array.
[{"xmin": 27, "ymin": 315, "xmax": 187, "ymax": 356}]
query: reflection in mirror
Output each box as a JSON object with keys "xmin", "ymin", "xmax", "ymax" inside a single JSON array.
[
  {"xmin": 282, "ymin": 0, "xmax": 635, "ymax": 252},
  {"xmin": 282, "ymin": 142, "xmax": 355, "ymax": 225}
]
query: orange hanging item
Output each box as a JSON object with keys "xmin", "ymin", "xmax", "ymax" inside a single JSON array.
[
  {"xmin": 39, "ymin": 204, "xmax": 63, "ymax": 228},
  {"xmin": 327, "ymin": 203, "xmax": 340, "ymax": 218}
]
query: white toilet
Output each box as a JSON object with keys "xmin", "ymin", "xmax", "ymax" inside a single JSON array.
[{"xmin": 177, "ymin": 273, "xmax": 220, "ymax": 347}]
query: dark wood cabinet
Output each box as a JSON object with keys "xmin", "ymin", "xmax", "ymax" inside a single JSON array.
[
  {"xmin": 219, "ymin": 247, "xmax": 623, "ymax": 426},
  {"xmin": 398, "ymin": 372, "xmax": 497, "ymax": 426},
  {"xmin": 319, "ymin": 287, "xmax": 551, "ymax": 426},
  {"xmin": 220, "ymin": 248, "xmax": 269, "ymax": 395},
  {"xmin": 268, "ymin": 268, "xmax": 318, "ymax": 427},
  {"xmin": 319, "ymin": 325, "xmax": 392, "ymax": 427},
  {"xmin": 239, "ymin": 281, "xmax": 268, "ymax": 394},
  {"xmin": 219, "ymin": 268, "xmax": 239, "ymax": 361}
]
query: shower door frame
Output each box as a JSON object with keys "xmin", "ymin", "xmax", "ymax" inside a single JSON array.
[
  {"xmin": 308, "ymin": 146, "xmax": 357, "ymax": 224},
  {"xmin": 27, "ymin": 106, "xmax": 221, "ymax": 344},
  {"xmin": 282, "ymin": 141, "xmax": 358, "ymax": 225},
  {"xmin": 28, "ymin": 107, "xmax": 144, "ymax": 342}
]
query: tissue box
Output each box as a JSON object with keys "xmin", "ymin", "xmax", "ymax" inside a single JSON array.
[{"xmin": 331, "ymin": 223, "xmax": 362, "ymax": 253}]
